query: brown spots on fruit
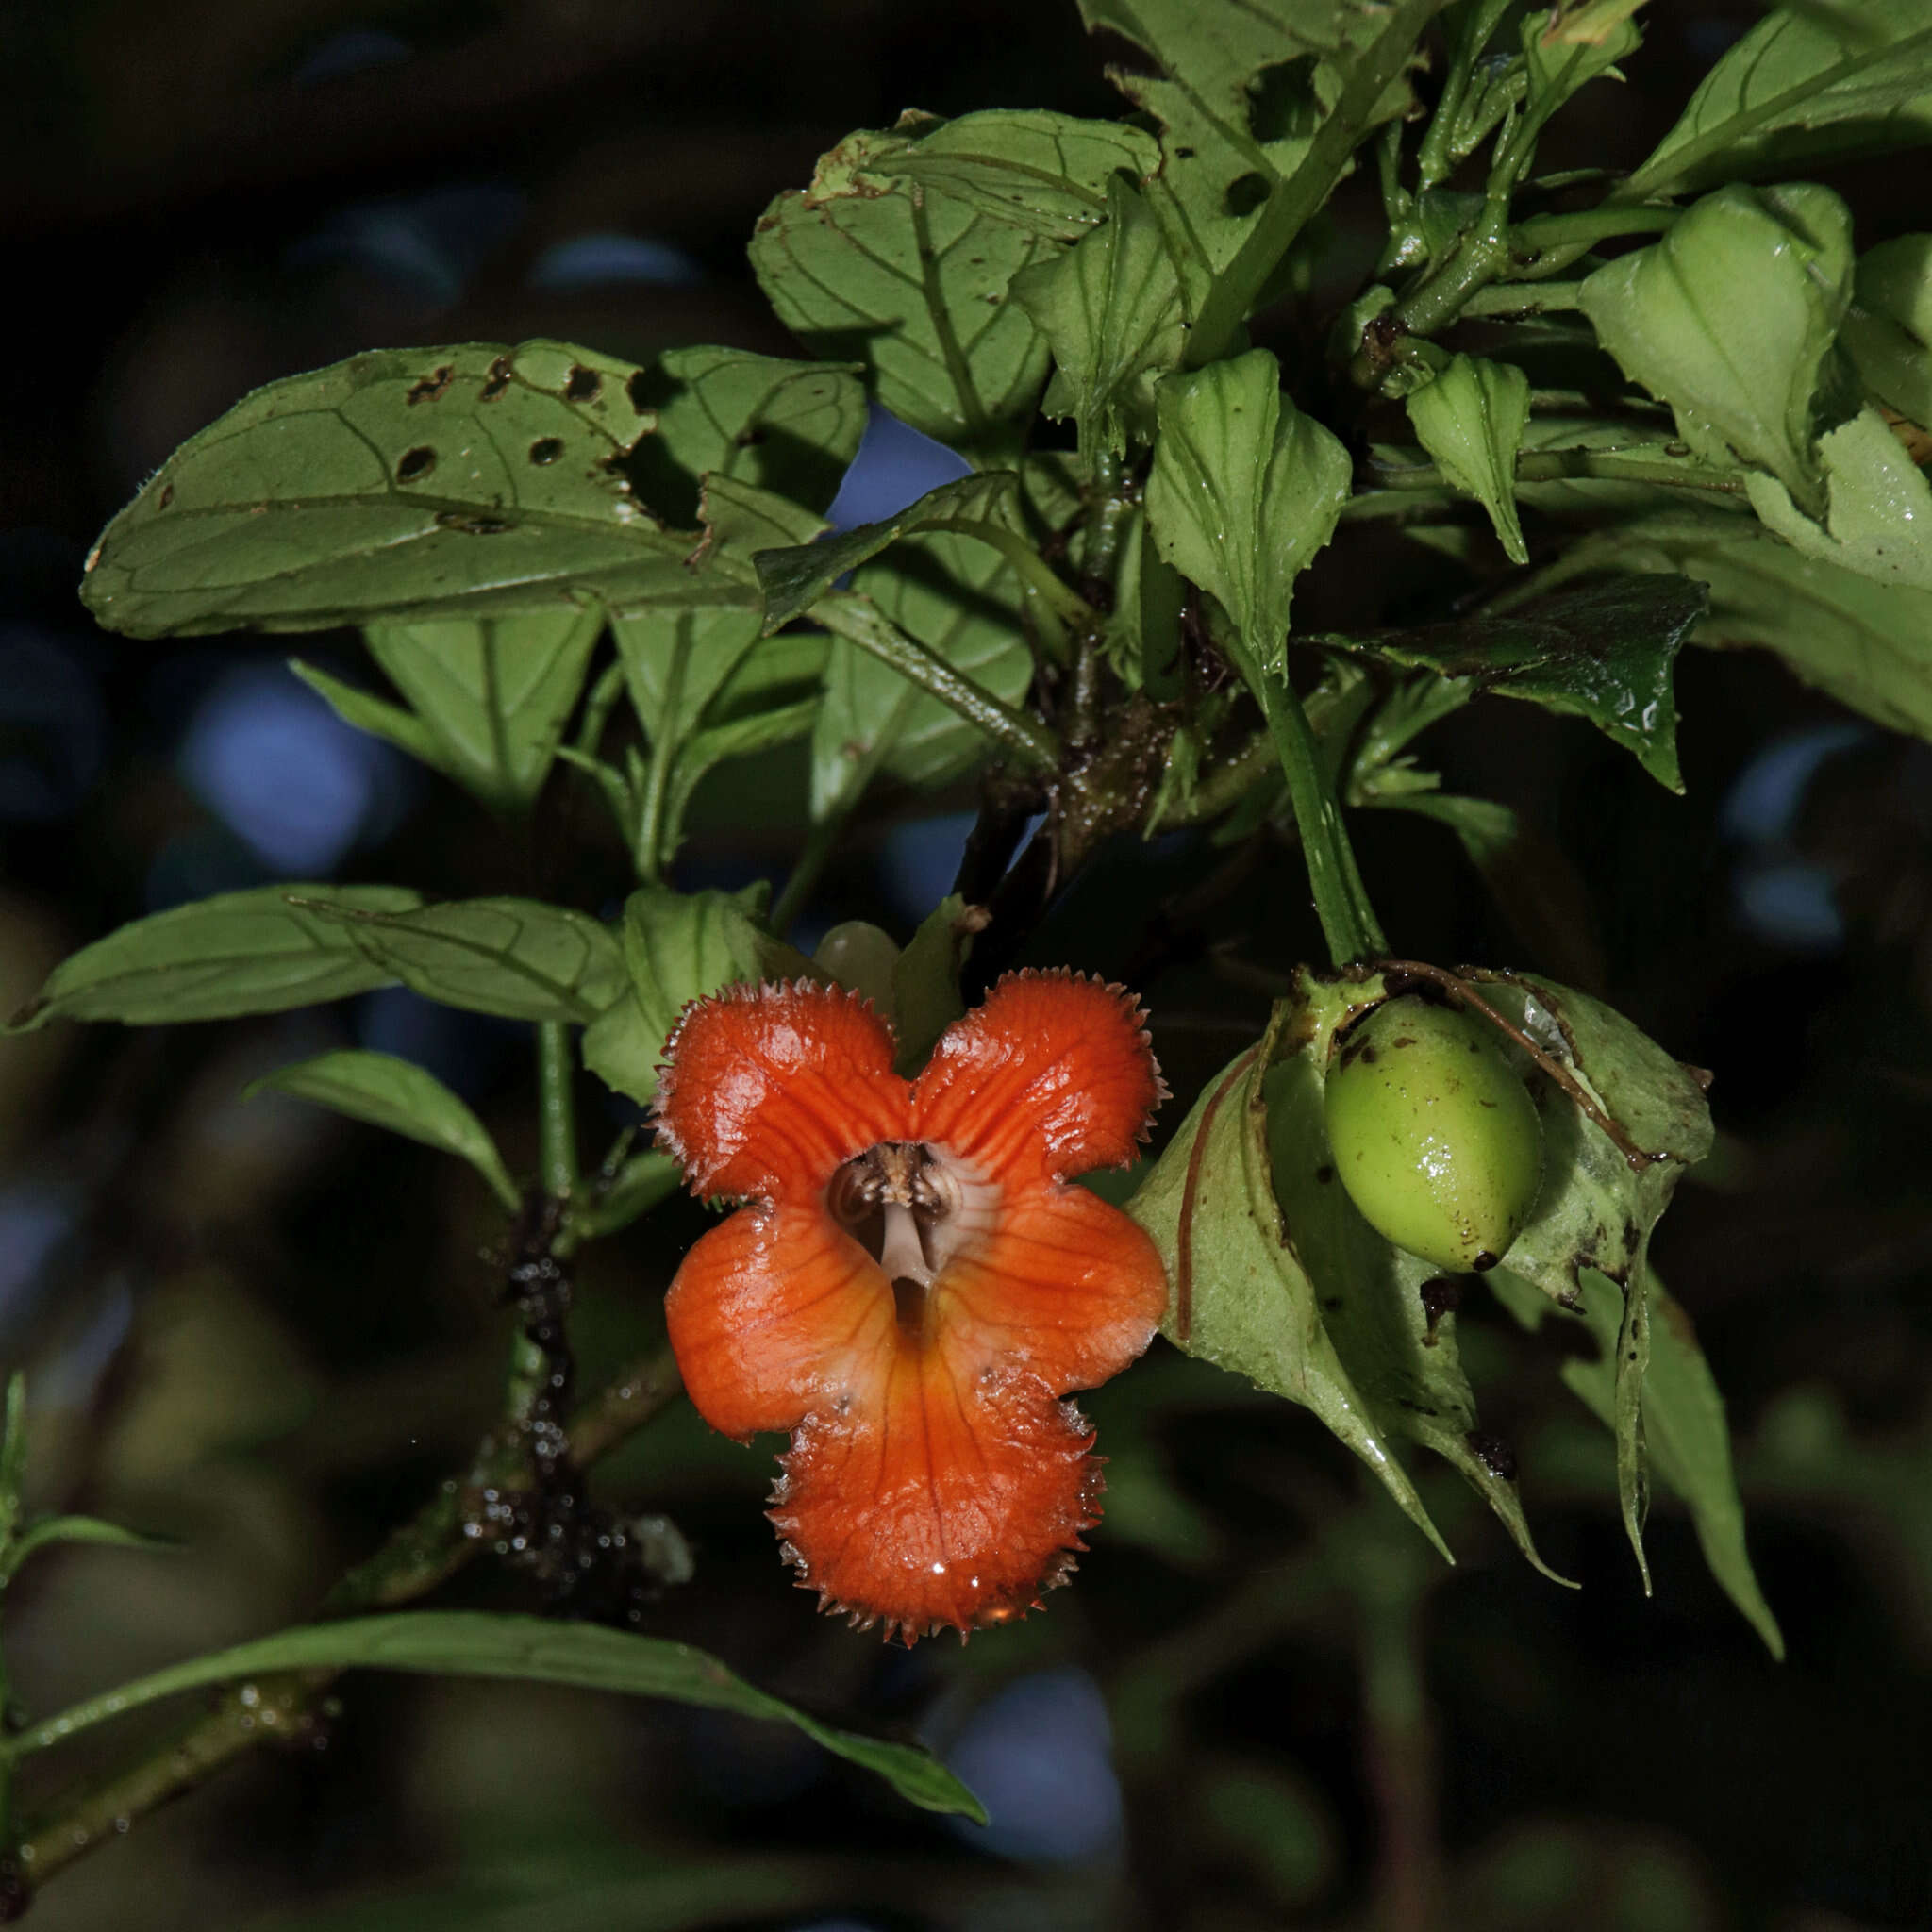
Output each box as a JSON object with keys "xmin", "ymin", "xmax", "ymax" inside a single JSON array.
[
  {"xmin": 527, "ymin": 437, "xmax": 565, "ymax": 466},
  {"xmin": 564, "ymin": 364, "xmax": 602, "ymax": 403},
  {"xmin": 1314, "ymin": 1163, "xmax": 1334, "ymax": 1185},
  {"xmin": 396, "ymin": 446, "xmax": 436, "ymax": 483},
  {"xmin": 1419, "ymin": 1275, "xmax": 1464, "ymax": 1346},
  {"xmin": 480, "ymin": 357, "xmax": 513, "ymax": 401},
  {"xmin": 407, "ymin": 365, "xmax": 455, "ymax": 405},
  {"xmin": 1471, "ymin": 1250, "xmax": 1499, "ymax": 1272}
]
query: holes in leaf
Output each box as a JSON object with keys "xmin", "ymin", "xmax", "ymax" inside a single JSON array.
[
  {"xmin": 564, "ymin": 363, "xmax": 602, "ymax": 403},
  {"xmin": 1224, "ymin": 173, "xmax": 1271, "ymax": 219},
  {"xmin": 1246, "ymin": 56, "xmax": 1321, "ymax": 144},
  {"xmin": 527, "ymin": 437, "xmax": 565, "ymax": 465},
  {"xmin": 625, "ymin": 367, "xmax": 651, "ymax": 414},
  {"xmin": 158, "ymin": 483, "xmax": 175, "ymax": 509},
  {"xmin": 434, "ymin": 510, "xmax": 515, "ymax": 535},
  {"xmin": 396, "ymin": 446, "xmax": 437, "ymax": 483},
  {"xmin": 407, "ymin": 365, "xmax": 455, "ymax": 405},
  {"xmin": 479, "ymin": 356, "xmax": 512, "ymax": 402}
]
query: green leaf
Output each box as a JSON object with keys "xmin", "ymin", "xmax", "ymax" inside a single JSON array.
[
  {"xmin": 811, "ymin": 533, "xmax": 1035, "ymax": 812},
  {"xmin": 1011, "ymin": 174, "xmax": 1187, "ymax": 455},
  {"xmin": 1077, "ymin": 0, "xmax": 1417, "ymax": 321},
  {"xmin": 15, "ymin": 1609, "xmax": 985, "ymax": 1820},
  {"xmin": 623, "ymin": 345, "xmax": 867, "ymax": 528},
  {"xmin": 872, "ymin": 108, "xmax": 1161, "ymax": 242},
  {"xmin": 353, "ymin": 608, "xmax": 607, "ymax": 812},
  {"xmin": 7, "ymin": 885, "xmax": 425, "ymax": 1031},
  {"xmin": 613, "ymin": 606, "xmax": 765, "ymax": 759},
  {"xmin": 247, "ymin": 1049, "xmax": 521, "ymax": 1212},
  {"xmin": 1260, "ymin": 993, "xmax": 1573, "ymax": 1583},
  {"xmin": 1404, "ymin": 354, "xmax": 1533, "ymax": 564},
  {"xmin": 891, "ymin": 893, "xmax": 985, "ymax": 1075},
  {"xmin": 1463, "ymin": 970, "xmax": 1713, "ymax": 1580},
  {"xmin": 1511, "ymin": 5, "xmax": 1639, "ymax": 171},
  {"xmin": 1744, "ymin": 404, "xmax": 1932, "ymax": 591},
  {"xmin": 0, "ymin": 1514, "xmax": 181, "ymax": 1584},
  {"xmin": 1554, "ymin": 508, "xmax": 1932, "ymax": 743},
  {"xmin": 754, "ymin": 474, "xmax": 1022, "ymax": 635},
  {"xmin": 697, "ymin": 473, "xmax": 831, "ymax": 561},
  {"xmin": 1624, "ymin": 0, "xmax": 1932, "ymax": 198},
  {"xmin": 580, "ymin": 886, "xmax": 786, "ymax": 1106},
  {"xmin": 1490, "ymin": 1266, "xmax": 1783, "ymax": 1656},
  {"xmin": 1577, "ymin": 183, "xmax": 1853, "ymax": 518},
  {"xmin": 291, "ymin": 659, "xmax": 447, "ymax": 771},
  {"xmin": 81, "ymin": 341, "xmax": 702, "ymax": 638},
  {"xmin": 1146, "ymin": 348, "xmax": 1352, "ymax": 675},
  {"xmin": 1314, "ymin": 574, "xmax": 1707, "ymax": 791},
  {"xmin": 300, "ymin": 896, "xmax": 625, "ymax": 1024},
  {"xmin": 1842, "ymin": 233, "xmax": 1932, "ymax": 425},
  {"xmin": 1127, "ymin": 1003, "xmax": 1454, "ymax": 1559},
  {"xmin": 749, "ymin": 126, "xmax": 1054, "ymax": 461}
]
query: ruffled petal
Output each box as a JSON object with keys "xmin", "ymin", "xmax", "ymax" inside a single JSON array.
[
  {"xmin": 771, "ymin": 1352, "xmax": 1102, "ymax": 1641},
  {"xmin": 665, "ymin": 1204, "xmax": 894, "ymax": 1441},
  {"xmin": 914, "ymin": 971, "xmax": 1163, "ymax": 1186},
  {"xmin": 931, "ymin": 1181, "xmax": 1169, "ymax": 1393},
  {"xmin": 655, "ymin": 981, "xmax": 909, "ymax": 1200}
]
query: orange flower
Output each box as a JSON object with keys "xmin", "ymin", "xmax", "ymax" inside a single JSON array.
[{"xmin": 655, "ymin": 971, "xmax": 1169, "ymax": 1641}]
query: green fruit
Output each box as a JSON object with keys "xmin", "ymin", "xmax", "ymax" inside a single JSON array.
[{"xmin": 1323, "ymin": 995, "xmax": 1543, "ymax": 1273}]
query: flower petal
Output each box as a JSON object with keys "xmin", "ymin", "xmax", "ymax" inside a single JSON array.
[
  {"xmin": 932, "ymin": 1181, "xmax": 1169, "ymax": 1393},
  {"xmin": 665, "ymin": 1204, "xmax": 893, "ymax": 1441},
  {"xmin": 914, "ymin": 970, "xmax": 1163, "ymax": 1185},
  {"xmin": 656, "ymin": 980, "xmax": 908, "ymax": 1199},
  {"xmin": 771, "ymin": 1353, "xmax": 1102, "ymax": 1641}
]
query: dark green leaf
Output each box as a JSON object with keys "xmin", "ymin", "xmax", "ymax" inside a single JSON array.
[
  {"xmin": 246, "ymin": 1049, "xmax": 521, "ymax": 1211},
  {"xmin": 1512, "ymin": 6, "xmax": 1639, "ymax": 168},
  {"xmin": 1551, "ymin": 508, "xmax": 1932, "ymax": 742},
  {"xmin": 291, "ymin": 660, "xmax": 445, "ymax": 771},
  {"xmin": 1127, "ymin": 1003, "xmax": 1454, "ymax": 1557},
  {"xmin": 874, "ymin": 108, "xmax": 1161, "ymax": 242},
  {"xmin": 300, "ymin": 896, "xmax": 624, "ymax": 1024},
  {"xmin": 1624, "ymin": 0, "xmax": 1932, "ymax": 198},
  {"xmin": 1011, "ymin": 174, "xmax": 1186, "ymax": 455},
  {"xmin": 8, "ymin": 885, "xmax": 424, "ymax": 1031},
  {"xmin": 697, "ymin": 473, "xmax": 830, "ymax": 561},
  {"xmin": 580, "ymin": 886, "xmax": 790, "ymax": 1106},
  {"xmin": 625, "ymin": 345, "xmax": 867, "ymax": 527},
  {"xmin": 1404, "ymin": 354, "xmax": 1532, "ymax": 564},
  {"xmin": 749, "ymin": 127, "xmax": 1054, "ymax": 461},
  {"xmin": 1578, "ymin": 183, "xmax": 1853, "ymax": 517},
  {"xmin": 81, "ymin": 341, "xmax": 701, "ymax": 637},
  {"xmin": 1313, "ymin": 574, "xmax": 1707, "ymax": 791},
  {"xmin": 16, "ymin": 1609, "xmax": 985, "ymax": 1820},
  {"xmin": 755, "ymin": 474, "xmax": 1022, "ymax": 635},
  {"xmin": 355, "ymin": 608, "xmax": 607, "ymax": 812},
  {"xmin": 1146, "ymin": 349, "xmax": 1352, "ymax": 674},
  {"xmin": 891, "ymin": 893, "xmax": 985, "ymax": 1074},
  {"xmin": 1489, "ymin": 1266, "xmax": 1783, "ymax": 1655}
]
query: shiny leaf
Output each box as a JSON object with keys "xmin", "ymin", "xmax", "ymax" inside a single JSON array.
[{"xmin": 1404, "ymin": 354, "xmax": 1532, "ymax": 564}]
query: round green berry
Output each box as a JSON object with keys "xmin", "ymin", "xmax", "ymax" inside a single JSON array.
[{"xmin": 1323, "ymin": 995, "xmax": 1544, "ymax": 1273}]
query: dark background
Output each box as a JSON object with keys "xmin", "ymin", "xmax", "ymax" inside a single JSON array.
[{"xmin": 3, "ymin": 3, "xmax": 1931, "ymax": 1928}]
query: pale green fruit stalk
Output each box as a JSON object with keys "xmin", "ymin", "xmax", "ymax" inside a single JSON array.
[{"xmin": 1323, "ymin": 995, "xmax": 1544, "ymax": 1273}]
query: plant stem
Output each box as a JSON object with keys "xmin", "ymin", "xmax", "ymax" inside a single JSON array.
[
  {"xmin": 816, "ymin": 595, "xmax": 1060, "ymax": 772},
  {"xmin": 1187, "ymin": 0, "xmax": 1451, "ymax": 367},
  {"xmin": 535, "ymin": 1023, "xmax": 579, "ymax": 1203},
  {"xmin": 1234, "ymin": 645, "xmax": 1387, "ymax": 967},
  {"xmin": 12, "ymin": 1341, "xmax": 685, "ymax": 1893},
  {"xmin": 1364, "ymin": 445, "xmax": 1747, "ymax": 497}
]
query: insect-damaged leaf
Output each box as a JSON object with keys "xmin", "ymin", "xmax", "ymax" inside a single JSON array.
[
  {"xmin": 1313, "ymin": 574, "xmax": 1707, "ymax": 791},
  {"xmin": 749, "ymin": 125, "xmax": 1055, "ymax": 462},
  {"xmin": 7, "ymin": 885, "xmax": 425, "ymax": 1031},
  {"xmin": 16, "ymin": 1609, "xmax": 985, "ymax": 1820},
  {"xmin": 247, "ymin": 1049, "xmax": 521, "ymax": 1212},
  {"xmin": 82, "ymin": 341, "xmax": 703, "ymax": 638}
]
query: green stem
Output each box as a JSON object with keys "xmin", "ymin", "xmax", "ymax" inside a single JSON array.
[
  {"xmin": 1367, "ymin": 445, "xmax": 1747, "ymax": 496},
  {"xmin": 1186, "ymin": 0, "xmax": 1451, "ymax": 367},
  {"xmin": 925, "ymin": 520, "xmax": 1093, "ymax": 632},
  {"xmin": 1234, "ymin": 644, "xmax": 1386, "ymax": 966},
  {"xmin": 1148, "ymin": 725, "xmax": 1277, "ymax": 830},
  {"xmin": 1507, "ymin": 202, "xmax": 1676, "ymax": 261},
  {"xmin": 1390, "ymin": 208, "xmax": 1512, "ymax": 338},
  {"xmin": 816, "ymin": 595, "xmax": 1060, "ymax": 772},
  {"xmin": 536, "ymin": 1023, "xmax": 579, "ymax": 1203},
  {"xmin": 1458, "ymin": 279, "xmax": 1587, "ymax": 317}
]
